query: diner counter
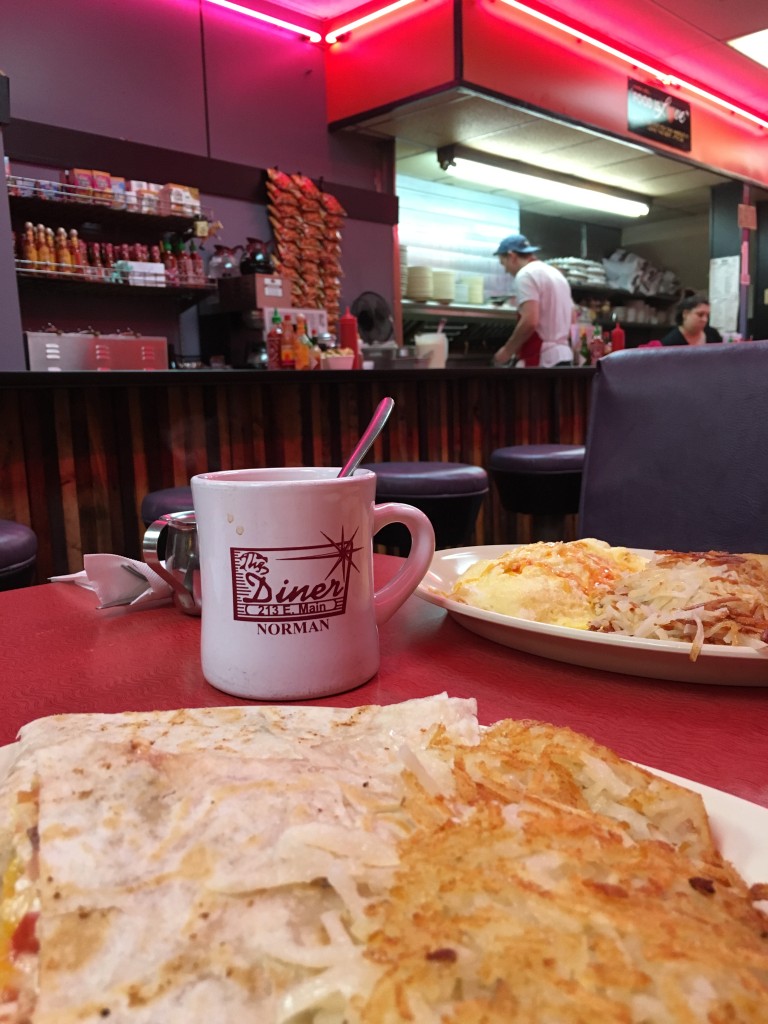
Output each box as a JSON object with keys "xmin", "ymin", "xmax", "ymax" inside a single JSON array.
[
  {"xmin": 0, "ymin": 367, "xmax": 593, "ymax": 580},
  {"xmin": 2, "ymin": 555, "xmax": 766, "ymax": 810}
]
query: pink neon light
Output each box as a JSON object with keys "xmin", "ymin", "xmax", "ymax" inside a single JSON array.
[
  {"xmin": 325, "ymin": 0, "xmax": 421, "ymax": 44},
  {"xmin": 203, "ymin": 0, "xmax": 322, "ymax": 42},
  {"xmin": 495, "ymin": 0, "xmax": 768, "ymax": 130}
]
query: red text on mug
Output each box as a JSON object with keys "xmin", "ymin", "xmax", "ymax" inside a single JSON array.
[{"xmin": 230, "ymin": 528, "xmax": 362, "ymax": 630}]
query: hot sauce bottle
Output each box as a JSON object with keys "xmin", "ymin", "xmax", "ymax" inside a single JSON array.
[
  {"xmin": 293, "ymin": 314, "xmax": 312, "ymax": 370},
  {"xmin": 22, "ymin": 222, "xmax": 38, "ymax": 270},
  {"xmin": 189, "ymin": 242, "xmax": 204, "ymax": 285},
  {"xmin": 35, "ymin": 224, "xmax": 53, "ymax": 275},
  {"xmin": 280, "ymin": 315, "xmax": 296, "ymax": 369},
  {"xmin": 55, "ymin": 227, "xmax": 73, "ymax": 274},
  {"xmin": 89, "ymin": 242, "xmax": 104, "ymax": 282},
  {"xmin": 266, "ymin": 309, "xmax": 283, "ymax": 370},
  {"xmin": 162, "ymin": 241, "xmax": 179, "ymax": 286},
  {"xmin": 45, "ymin": 228, "xmax": 56, "ymax": 274},
  {"xmin": 102, "ymin": 242, "xmax": 115, "ymax": 276},
  {"xmin": 69, "ymin": 229, "xmax": 85, "ymax": 276},
  {"xmin": 176, "ymin": 240, "xmax": 192, "ymax": 285}
]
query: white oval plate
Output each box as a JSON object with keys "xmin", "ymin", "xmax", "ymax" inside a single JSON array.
[
  {"xmin": 416, "ymin": 545, "xmax": 768, "ymax": 686},
  {"xmin": 638, "ymin": 764, "xmax": 768, "ymax": 887}
]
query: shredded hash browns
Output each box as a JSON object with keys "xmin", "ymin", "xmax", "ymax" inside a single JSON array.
[
  {"xmin": 360, "ymin": 720, "xmax": 768, "ymax": 1023},
  {"xmin": 590, "ymin": 550, "xmax": 768, "ymax": 660}
]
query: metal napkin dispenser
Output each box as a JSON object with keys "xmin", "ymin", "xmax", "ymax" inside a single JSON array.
[{"xmin": 25, "ymin": 331, "xmax": 169, "ymax": 372}]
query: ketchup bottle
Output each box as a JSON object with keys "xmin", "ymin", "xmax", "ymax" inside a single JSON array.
[
  {"xmin": 338, "ymin": 307, "xmax": 361, "ymax": 369},
  {"xmin": 610, "ymin": 322, "xmax": 625, "ymax": 352}
]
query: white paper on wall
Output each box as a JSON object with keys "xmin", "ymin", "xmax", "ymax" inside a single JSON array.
[{"xmin": 708, "ymin": 255, "xmax": 740, "ymax": 332}]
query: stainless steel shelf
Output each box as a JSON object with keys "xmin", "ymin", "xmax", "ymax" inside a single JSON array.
[{"xmin": 402, "ymin": 300, "xmax": 518, "ymax": 321}]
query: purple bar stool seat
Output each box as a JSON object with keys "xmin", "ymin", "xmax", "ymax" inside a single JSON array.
[
  {"xmin": 488, "ymin": 443, "xmax": 585, "ymax": 541},
  {"xmin": 365, "ymin": 461, "xmax": 489, "ymax": 552},
  {"xmin": 0, "ymin": 520, "xmax": 38, "ymax": 591},
  {"xmin": 140, "ymin": 486, "xmax": 194, "ymax": 527}
]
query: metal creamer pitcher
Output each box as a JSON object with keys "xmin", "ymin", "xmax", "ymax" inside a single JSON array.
[{"xmin": 142, "ymin": 510, "xmax": 201, "ymax": 615}]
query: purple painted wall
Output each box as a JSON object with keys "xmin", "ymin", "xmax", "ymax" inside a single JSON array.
[{"xmin": 0, "ymin": 0, "xmax": 396, "ymax": 367}]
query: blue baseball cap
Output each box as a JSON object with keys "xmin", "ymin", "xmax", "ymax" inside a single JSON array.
[{"xmin": 494, "ymin": 233, "xmax": 540, "ymax": 255}]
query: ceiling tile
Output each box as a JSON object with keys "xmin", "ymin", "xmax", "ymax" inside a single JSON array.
[
  {"xmin": 645, "ymin": 0, "xmax": 768, "ymax": 42},
  {"xmin": 638, "ymin": 167, "xmax": 727, "ymax": 195}
]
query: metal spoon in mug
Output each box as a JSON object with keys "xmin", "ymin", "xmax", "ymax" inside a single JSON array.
[{"xmin": 338, "ymin": 396, "xmax": 395, "ymax": 478}]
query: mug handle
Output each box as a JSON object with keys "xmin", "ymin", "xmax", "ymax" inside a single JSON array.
[
  {"xmin": 372, "ymin": 503, "xmax": 435, "ymax": 625},
  {"xmin": 142, "ymin": 514, "xmax": 200, "ymax": 615}
]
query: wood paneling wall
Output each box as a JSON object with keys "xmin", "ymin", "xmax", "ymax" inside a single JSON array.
[{"xmin": 0, "ymin": 369, "xmax": 593, "ymax": 581}]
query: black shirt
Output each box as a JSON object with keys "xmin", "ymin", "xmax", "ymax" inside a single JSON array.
[{"xmin": 660, "ymin": 325, "xmax": 723, "ymax": 346}]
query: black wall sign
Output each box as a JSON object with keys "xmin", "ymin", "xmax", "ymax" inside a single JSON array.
[{"xmin": 627, "ymin": 78, "xmax": 691, "ymax": 152}]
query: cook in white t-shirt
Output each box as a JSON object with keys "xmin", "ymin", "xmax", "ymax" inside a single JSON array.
[{"xmin": 491, "ymin": 234, "xmax": 574, "ymax": 368}]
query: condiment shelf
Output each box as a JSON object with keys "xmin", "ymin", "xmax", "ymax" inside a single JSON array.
[
  {"xmin": 569, "ymin": 284, "xmax": 680, "ymax": 306},
  {"xmin": 15, "ymin": 261, "xmax": 212, "ymax": 290},
  {"xmin": 7, "ymin": 176, "xmax": 210, "ymax": 231},
  {"xmin": 8, "ymin": 196, "xmax": 204, "ymax": 238}
]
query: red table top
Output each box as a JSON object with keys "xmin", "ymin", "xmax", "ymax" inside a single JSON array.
[{"xmin": 2, "ymin": 556, "xmax": 766, "ymax": 807}]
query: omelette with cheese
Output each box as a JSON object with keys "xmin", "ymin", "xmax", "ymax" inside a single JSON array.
[
  {"xmin": 447, "ymin": 541, "xmax": 768, "ymax": 660},
  {"xmin": 448, "ymin": 538, "xmax": 648, "ymax": 628}
]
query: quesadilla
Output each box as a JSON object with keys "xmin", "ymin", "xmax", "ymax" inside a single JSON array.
[{"xmin": 1, "ymin": 696, "xmax": 766, "ymax": 1022}]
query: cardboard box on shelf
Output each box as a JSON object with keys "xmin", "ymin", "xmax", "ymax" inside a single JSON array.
[
  {"xmin": 62, "ymin": 168, "xmax": 94, "ymax": 200},
  {"xmin": 263, "ymin": 306, "xmax": 329, "ymax": 338},
  {"xmin": 125, "ymin": 180, "xmax": 146, "ymax": 209},
  {"xmin": 110, "ymin": 176, "xmax": 127, "ymax": 209},
  {"xmin": 124, "ymin": 261, "xmax": 166, "ymax": 288},
  {"xmin": 218, "ymin": 274, "xmax": 294, "ymax": 312},
  {"xmin": 36, "ymin": 179, "xmax": 62, "ymax": 200},
  {"xmin": 91, "ymin": 170, "xmax": 113, "ymax": 206},
  {"xmin": 159, "ymin": 183, "xmax": 201, "ymax": 217},
  {"xmin": 138, "ymin": 183, "xmax": 162, "ymax": 214}
]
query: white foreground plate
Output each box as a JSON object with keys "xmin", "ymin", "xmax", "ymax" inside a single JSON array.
[
  {"xmin": 639, "ymin": 764, "xmax": 767, "ymax": 888},
  {"xmin": 416, "ymin": 545, "xmax": 768, "ymax": 686}
]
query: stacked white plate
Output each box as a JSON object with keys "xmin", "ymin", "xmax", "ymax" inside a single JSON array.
[
  {"xmin": 547, "ymin": 257, "xmax": 608, "ymax": 287},
  {"xmin": 454, "ymin": 277, "xmax": 469, "ymax": 304},
  {"xmin": 406, "ymin": 266, "xmax": 433, "ymax": 301},
  {"xmin": 466, "ymin": 275, "xmax": 485, "ymax": 304},
  {"xmin": 399, "ymin": 245, "xmax": 408, "ymax": 296},
  {"xmin": 432, "ymin": 269, "xmax": 455, "ymax": 304}
]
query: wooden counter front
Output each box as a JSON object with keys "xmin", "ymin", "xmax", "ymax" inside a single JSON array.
[{"xmin": 0, "ymin": 367, "xmax": 594, "ymax": 580}]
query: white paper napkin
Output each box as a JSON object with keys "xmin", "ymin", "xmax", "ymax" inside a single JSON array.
[{"xmin": 50, "ymin": 554, "xmax": 173, "ymax": 609}]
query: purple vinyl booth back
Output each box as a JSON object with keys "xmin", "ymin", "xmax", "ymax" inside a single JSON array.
[{"xmin": 578, "ymin": 341, "xmax": 768, "ymax": 553}]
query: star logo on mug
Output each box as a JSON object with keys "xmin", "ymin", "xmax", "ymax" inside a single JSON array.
[{"xmin": 231, "ymin": 526, "xmax": 362, "ymax": 627}]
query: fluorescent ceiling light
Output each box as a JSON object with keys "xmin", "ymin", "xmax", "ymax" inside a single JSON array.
[
  {"xmin": 442, "ymin": 154, "xmax": 650, "ymax": 218},
  {"xmin": 728, "ymin": 29, "xmax": 768, "ymax": 70},
  {"xmin": 203, "ymin": 0, "xmax": 322, "ymax": 41}
]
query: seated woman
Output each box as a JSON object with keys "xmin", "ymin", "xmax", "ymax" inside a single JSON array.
[{"xmin": 660, "ymin": 294, "xmax": 723, "ymax": 347}]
